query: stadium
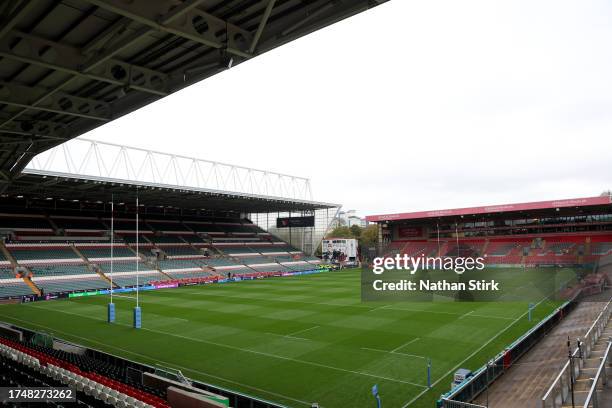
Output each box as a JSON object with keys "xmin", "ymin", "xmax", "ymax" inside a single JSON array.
[{"xmin": 0, "ymin": 1, "xmax": 611, "ymax": 408}]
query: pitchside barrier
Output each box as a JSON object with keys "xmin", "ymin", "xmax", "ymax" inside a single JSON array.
[
  {"xmin": 582, "ymin": 339, "xmax": 612, "ymax": 408},
  {"xmin": 438, "ymin": 400, "xmax": 486, "ymax": 408},
  {"xmin": 438, "ymin": 299, "xmax": 579, "ymax": 407},
  {"xmin": 540, "ymin": 298, "xmax": 612, "ymax": 408},
  {"xmin": 3, "ymin": 323, "xmax": 287, "ymax": 408}
]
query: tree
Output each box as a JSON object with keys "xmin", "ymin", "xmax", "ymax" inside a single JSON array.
[
  {"xmin": 360, "ymin": 224, "xmax": 378, "ymax": 248},
  {"xmin": 327, "ymin": 226, "xmax": 353, "ymax": 239},
  {"xmin": 349, "ymin": 224, "xmax": 362, "ymax": 238}
]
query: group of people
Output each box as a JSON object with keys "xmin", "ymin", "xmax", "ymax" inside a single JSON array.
[{"xmin": 322, "ymin": 249, "xmax": 347, "ymax": 264}]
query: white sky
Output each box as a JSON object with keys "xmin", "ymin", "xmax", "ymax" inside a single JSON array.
[{"xmin": 82, "ymin": 0, "xmax": 612, "ymax": 217}]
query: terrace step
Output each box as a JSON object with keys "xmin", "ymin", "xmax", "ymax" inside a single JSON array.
[
  {"xmin": 573, "ymin": 378, "xmax": 592, "ymax": 391},
  {"xmin": 583, "ymin": 357, "xmax": 604, "ymax": 369}
]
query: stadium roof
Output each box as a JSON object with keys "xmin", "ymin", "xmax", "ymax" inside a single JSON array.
[
  {"xmin": 4, "ymin": 168, "xmax": 338, "ymax": 213},
  {"xmin": 3, "ymin": 137, "xmax": 339, "ymax": 212},
  {"xmin": 0, "ymin": 0, "xmax": 389, "ymax": 183},
  {"xmin": 365, "ymin": 196, "xmax": 612, "ymax": 223}
]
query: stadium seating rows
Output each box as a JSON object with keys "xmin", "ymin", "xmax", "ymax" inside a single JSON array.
[
  {"xmin": 592, "ymin": 242, "xmax": 612, "ymax": 255},
  {"xmin": 0, "ymin": 281, "xmax": 33, "ymax": 297},
  {"xmin": 386, "ymin": 234, "xmax": 612, "ymax": 266},
  {"xmin": 0, "ymin": 215, "xmax": 52, "ymax": 230},
  {"xmin": 0, "ymin": 211, "xmax": 320, "ymax": 298},
  {"xmin": 30, "ymin": 265, "xmax": 92, "ymax": 277},
  {"xmin": 10, "ymin": 247, "xmax": 81, "ymax": 261},
  {"xmin": 99, "ymin": 262, "xmax": 152, "ymax": 273},
  {"xmin": 0, "ymin": 336, "xmax": 170, "ymax": 407},
  {"xmin": 108, "ymin": 273, "xmax": 168, "ymax": 288},
  {"xmin": 34, "ymin": 277, "xmax": 109, "ymax": 294},
  {"xmin": 52, "ymin": 217, "xmax": 107, "ymax": 230},
  {"xmin": 161, "ymin": 246, "xmax": 202, "ymax": 256},
  {"xmin": 165, "ymin": 270, "xmax": 212, "ymax": 280},
  {"xmin": 242, "ymin": 256, "xmax": 276, "ymax": 265},
  {"xmin": 157, "ymin": 259, "xmax": 203, "ymax": 270},
  {"xmin": 79, "ymin": 247, "xmax": 135, "ymax": 259}
]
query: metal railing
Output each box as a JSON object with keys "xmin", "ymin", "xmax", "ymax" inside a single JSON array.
[
  {"xmin": 541, "ymin": 299, "xmax": 612, "ymax": 408},
  {"xmin": 540, "ymin": 346, "xmax": 583, "ymax": 408},
  {"xmin": 582, "ymin": 339, "xmax": 611, "ymax": 408},
  {"xmin": 582, "ymin": 299, "xmax": 612, "ymax": 358},
  {"xmin": 440, "ymin": 399, "xmax": 487, "ymax": 408}
]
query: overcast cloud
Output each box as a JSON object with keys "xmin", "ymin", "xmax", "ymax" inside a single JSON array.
[{"xmin": 81, "ymin": 0, "xmax": 612, "ymax": 217}]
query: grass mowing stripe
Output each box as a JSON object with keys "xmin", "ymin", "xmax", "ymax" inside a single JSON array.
[
  {"xmin": 0, "ymin": 268, "xmax": 567, "ymax": 407},
  {"xmin": 400, "ymin": 294, "xmax": 551, "ymax": 408},
  {"xmin": 25, "ymin": 303, "xmax": 429, "ymax": 389},
  {"xmin": 381, "ymin": 306, "xmax": 518, "ymax": 320},
  {"xmin": 285, "ymin": 325, "xmax": 320, "ymax": 338},
  {"xmin": 391, "ymin": 338, "xmax": 420, "ymax": 353},
  {"xmin": 0, "ymin": 313, "xmax": 313, "ymax": 407}
]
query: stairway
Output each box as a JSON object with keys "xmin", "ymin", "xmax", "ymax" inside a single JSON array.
[
  {"xmin": 585, "ymin": 236, "xmax": 592, "ymax": 257},
  {"xmin": 23, "ymin": 276, "xmax": 41, "ymax": 296},
  {"xmin": 154, "ymin": 266, "xmax": 173, "ymax": 280},
  {"xmin": 0, "ymin": 242, "xmax": 17, "ymax": 267},
  {"xmin": 481, "ymin": 239, "xmax": 490, "ymax": 256},
  {"xmin": 71, "ymin": 244, "xmax": 88, "ymax": 263},
  {"xmin": 437, "ymin": 240, "xmax": 449, "ymax": 257},
  {"xmin": 563, "ymin": 318, "xmax": 612, "ymax": 407},
  {"xmin": 46, "ymin": 217, "xmax": 61, "ymax": 235}
]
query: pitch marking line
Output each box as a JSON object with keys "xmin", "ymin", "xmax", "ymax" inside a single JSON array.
[
  {"xmin": 0, "ymin": 314, "xmax": 313, "ymax": 407},
  {"xmin": 284, "ymin": 325, "xmax": 319, "ymax": 339},
  {"xmin": 22, "ymin": 305, "xmax": 426, "ymax": 389},
  {"xmin": 391, "ymin": 338, "xmax": 420, "ymax": 353},
  {"xmin": 367, "ymin": 304, "xmax": 390, "ymax": 312},
  {"xmin": 109, "ymin": 294, "xmax": 137, "ymax": 300},
  {"xmin": 400, "ymin": 295, "xmax": 550, "ymax": 407},
  {"xmin": 361, "ymin": 347, "xmax": 427, "ymax": 360},
  {"xmin": 189, "ymin": 290, "xmax": 372, "ymax": 309},
  {"xmin": 458, "ymin": 311, "xmax": 474, "ymax": 319},
  {"xmin": 469, "ymin": 313, "xmax": 515, "ymax": 321},
  {"xmin": 265, "ymin": 332, "xmax": 309, "ymax": 341},
  {"xmin": 385, "ymin": 307, "xmax": 515, "ymax": 321}
]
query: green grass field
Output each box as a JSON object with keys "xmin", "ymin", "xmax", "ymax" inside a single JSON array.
[{"xmin": 0, "ymin": 268, "xmax": 568, "ymax": 407}]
